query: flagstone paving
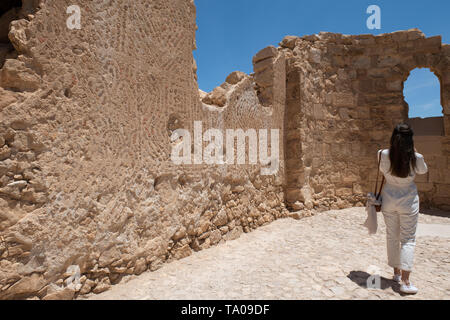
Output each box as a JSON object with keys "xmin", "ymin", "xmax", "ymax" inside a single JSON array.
[{"xmin": 84, "ymin": 207, "xmax": 450, "ymax": 300}]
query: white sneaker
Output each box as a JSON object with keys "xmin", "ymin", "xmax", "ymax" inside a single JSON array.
[
  {"xmin": 400, "ymin": 282, "xmax": 418, "ymax": 294},
  {"xmin": 393, "ymin": 274, "xmax": 401, "ymax": 283}
]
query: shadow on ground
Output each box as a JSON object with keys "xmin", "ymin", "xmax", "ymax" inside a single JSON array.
[
  {"xmin": 347, "ymin": 271, "xmax": 410, "ymax": 296},
  {"xmin": 420, "ymin": 208, "xmax": 450, "ymax": 218}
]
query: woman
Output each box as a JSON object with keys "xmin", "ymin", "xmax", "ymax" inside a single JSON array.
[{"xmin": 378, "ymin": 123, "xmax": 428, "ymax": 294}]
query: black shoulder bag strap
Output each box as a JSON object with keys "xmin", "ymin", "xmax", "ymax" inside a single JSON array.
[{"xmin": 374, "ymin": 151, "xmax": 385, "ymax": 200}]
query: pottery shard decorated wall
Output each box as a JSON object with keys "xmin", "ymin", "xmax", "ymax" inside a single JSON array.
[
  {"xmin": 279, "ymin": 30, "xmax": 450, "ymax": 211},
  {"xmin": 0, "ymin": 0, "xmax": 289, "ymax": 300}
]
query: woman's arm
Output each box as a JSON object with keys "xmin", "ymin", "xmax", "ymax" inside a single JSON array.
[
  {"xmin": 414, "ymin": 153, "xmax": 428, "ymax": 175},
  {"xmin": 378, "ymin": 149, "xmax": 389, "ymax": 174}
]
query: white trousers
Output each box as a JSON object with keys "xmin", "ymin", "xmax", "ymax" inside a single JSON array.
[{"xmin": 382, "ymin": 210, "xmax": 419, "ymax": 272}]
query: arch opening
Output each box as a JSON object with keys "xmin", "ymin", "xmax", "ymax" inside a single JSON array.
[{"xmin": 404, "ymin": 68, "xmax": 444, "ymax": 137}]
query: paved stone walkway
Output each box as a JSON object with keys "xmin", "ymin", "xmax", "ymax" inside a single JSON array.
[{"xmin": 84, "ymin": 207, "xmax": 450, "ymax": 300}]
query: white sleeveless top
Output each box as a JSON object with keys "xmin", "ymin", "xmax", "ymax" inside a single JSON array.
[{"xmin": 377, "ymin": 149, "xmax": 428, "ymax": 213}]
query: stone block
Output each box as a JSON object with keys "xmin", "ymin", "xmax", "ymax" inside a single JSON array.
[
  {"xmin": 225, "ymin": 226, "xmax": 243, "ymax": 241},
  {"xmin": 209, "ymin": 229, "xmax": 222, "ymax": 245},
  {"xmin": 335, "ymin": 188, "xmax": 353, "ymax": 197},
  {"xmin": 442, "ymin": 72, "xmax": 450, "ymax": 86},
  {"xmin": 42, "ymin": 286, "xmax": 75, "ymax": 300},
  {"xmin": 342, "ymin": 171, "xmax": 359, "ymax": 183},
  {"xmin": 386, "ymin": 80, "xmax": 402, "ymax": 91},
  {"xmin": 435, "ymin": 184, "xmax": 450, "ymax": 197},
  {"xmin": 354, "ymin": 56, "xmax": 371, "ymax": 69},
  {"xmin": 407, "ymin": 29, "xmax": 425, "ymax": 40},
  {"xmin": 308, "ymin": 47, "xmax": 321, "ymax": 63},
  {"xmin": 416, "ymin": 182, "xmax": 434, "ymax": 192},
  {"xmin": 225, "ymin": 71, "xmax": 246, "ymax": 85},
  {"xmin": 253, "ymin": 46, "xmax": 278, "ymax": 64},
  {"xmin": 254, "ymin": 68, "xmax": 273, "ymax": 88},
  {"xmin": 391, "ymin": 31, "xmax": 409, "ymax": 42},
  {"xmin": 352, "ymin": 183, "xmax": 364, "ymax": 195},
  {"xmin": 378, "ymin": 56, "xmax": 401, "ymax": 68},
  {"xmin": 253, "ymin": 58, "xmax": 274, "ymax": 73},
  {"xmin": 429, "ymin": 169, "xmax": 446, "ymax": 184},
  {"xmin": 212, "ymin": 209, "xmax": 228, "ymax": 227},
  {"xmin": 171, "ymin": 244, "xmax": 192, "ymax": 261},
  {"xmin": 433, "ymin": 197, "xmax": 450, "ymax": 209},
  {"xmin": 330, "ymin": 172, "xmax": 341, "ymax": 183},
  {"xmin": 414, "ymin": 136, "xmax": 442, "ymax": 155},
  {"xmin": 369, "ymin": 130, "xmax": 385, "ymax": 141},
  {"xmin": 286, "ymin": 189, "xmax": 302, "ymax": 203},
  {"xmin": 313, "ymin": 104, "xmax": 326, "ymax": 120},
  {"xmin": 202, "ymin": 86, "xmax": 227, "ymax": 107},
  {"xmin": 359, "ymin": 79, "xmax": 374, "ymax": 93},
  {"xmin": 385, "ymin": 105, "xmax": 406, "ymax": 119},
  {"xmin": 0, "ymin": 59, "xmax": 41, "ymax": 92},
  {"xmin": 333, "ymin": 92, "xmax": 356, "ymax": 107},
  {"xmin": 3, "ymin": 274, "xmax": 46, "ymax": 299},
  {"xmin": 415, "ymin": 173, "xmax": 428, "ymax": 183},
  {"xmin": 422, "ymin": 36, "xmax": 442, "ymax": 48},
  {"xmin": 279, "ymin": 36, "xmax": 298, "ymax": 49},
  {"xmin": 443, "ymin": 97, "xmax": 450, "ymax": 115}
]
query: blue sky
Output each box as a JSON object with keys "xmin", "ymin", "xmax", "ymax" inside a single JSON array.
[
  {"xmin": 194, "ymin": 0, "xmax": 449, "ymax": 118},
  {"xmin": 404, "ymin": 69, "xmax": 442, "ymax": 118}
]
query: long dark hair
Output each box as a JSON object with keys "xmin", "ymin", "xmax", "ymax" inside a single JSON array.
[{"xmin": 389, "ymin": 123, "xmax": 417, "ymax": 178}]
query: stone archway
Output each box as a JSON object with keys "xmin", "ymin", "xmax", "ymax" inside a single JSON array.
[
  {"xmin": 403, "ymin": 67, "xmax": 447, "ymax": 208},
  {"xmin": 404, "ymin": 67, "xmax": 444, "ymax": 138}
]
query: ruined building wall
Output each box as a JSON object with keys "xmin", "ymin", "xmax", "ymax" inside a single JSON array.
[
  {"xmin": 280, "ymin": 29, "xmax": 450, "ymax": 211},
  {"xmin": 408, "ymin": 116, "xmax": 446, "ymax": 207},
  {"xmin": 0, "ymin": 0, "xmax": 201, "ymax": 299},
  {"xmin": 0, "ymin": 0, "xmax": 289, "ymax": 300},
  {"xmin": 195, "ymin": 45, "xmax": 289, "ymax": 245}
]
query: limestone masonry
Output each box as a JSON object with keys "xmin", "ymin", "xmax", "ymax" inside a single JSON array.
[{"xmin": 0, "ymin": 0, "xmax": 448, "ymax": 299}]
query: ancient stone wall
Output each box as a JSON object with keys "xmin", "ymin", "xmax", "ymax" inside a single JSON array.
[
  {"xmin": 196, "ymin": 45, "xmax": 290, "ymax": 244},
  {"xmin": 0, "ymin": 0, "xmax": 198, "ymax": 299},
  {"xmin": 0, "ymin": 0, "xmax": 289, "ymax": 300},
  {"xmin": 408, "ymin": 116, "xmax": 447, "ymax": 208},
  {"xmin": 280, "ymin": 29, "xmax": 450, "ymax": 211}
]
